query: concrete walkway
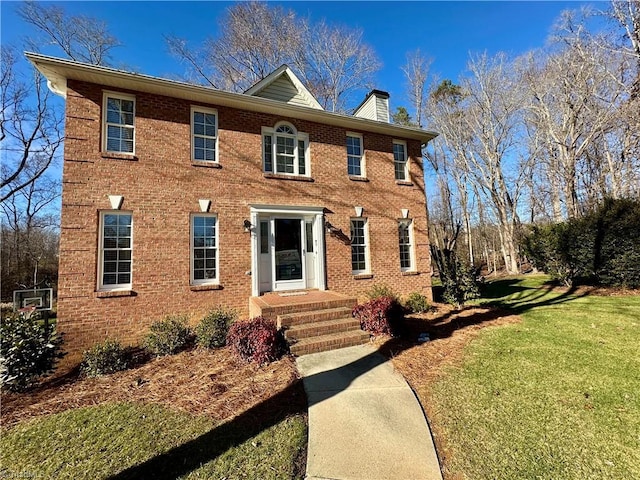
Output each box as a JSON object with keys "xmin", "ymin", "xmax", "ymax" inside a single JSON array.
[{"xmin": 296, "ymin": 344, "xmax": 443, "ymax": 480}]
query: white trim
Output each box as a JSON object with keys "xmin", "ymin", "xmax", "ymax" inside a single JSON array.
[
  {"xmin": 250, "ymin": 210, "xmax": 260, "ymax": 296},
  {"xmin": 261, "ymin": 123, "xmax": 310, "ymax": 177},
  {"xmin": 350, "ymin": 217, "xmax": 370, "ymax": 275},
  {"xmin": 26, "ymin": 53, "xmax": 437, "ymax": 144},
  {"xmin": 398, "ymin": 219, "xmax": 416, "ymax": 272},
  {"xmin": 97, "ymin": 210, "xmax": 133, "ymax": 291},
  {"xmin": 346, "ymin": 132, "xmax": 365, "ymax": 178},
  {"xmin": 102, "ymin": 91, "xmax": 135, "ymax": 154},
  {"xmin": 190, "ymin": 213, "xmax": 219, "ymax": 286},
  {"xmin": 250, "ymin": 204, "xmax": 325, "ymax": 215},
  {"xmin": 249, "ymin": 205, "xmax": 326, "ymax": 296},
  {"xmin": 198, "ymin": 199, "xmax": 211, "ymax": 213},
  {"xmin": 393, "ymin": 139, "xmax": 409, "ymax": 181},
  {"xmin": 108, "ymin": 195, "xmax": 123, "ymax": 210}
]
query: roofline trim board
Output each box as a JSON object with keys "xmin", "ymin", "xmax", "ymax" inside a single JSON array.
[{"xmin": 25, "ymin": 52, "xmax": 438, "ymax": 144}]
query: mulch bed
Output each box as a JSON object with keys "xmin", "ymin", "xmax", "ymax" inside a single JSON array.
[
  {"xmin": 375, "ymin": 303, "xmax": 522, "ymax": 480},
  {"xmin": 1, "ymin": 348, "xmax": 303, "ymax": 430},
  {"xmin": 378, "ymin": 304, "xmax": 520, "ymax": 386}
]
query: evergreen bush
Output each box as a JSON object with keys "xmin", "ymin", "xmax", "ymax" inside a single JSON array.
[
  {"xmin": 523, "ymin": 198, "xmax": 640, "ymax": 288},
  {"xmin": 405, "ymin": 292, "xmax": 430, "ymax": 313},
  {"xmin": 0, "ymin": 310, "xmax": 64, "ymax": 391},
  {"xmin": 143, "ymin": 315, "xmax": 192, "ymax": 356},
  {"xmin": 81, "ymin": 339, "xmax": 129, "ymax": 377},
  {"xmin": 196, "ymin": 307, "xmax": 236, "ymax": 349}
]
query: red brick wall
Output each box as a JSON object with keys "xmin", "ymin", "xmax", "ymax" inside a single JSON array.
[{"xmin": 58, "ymin": 79, "xmax": 432, "ymax": 363}]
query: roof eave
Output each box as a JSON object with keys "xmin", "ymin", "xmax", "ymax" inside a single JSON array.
[{"xmin": 25, "ymin": 52, "xmax": 438, "ymax": 143}]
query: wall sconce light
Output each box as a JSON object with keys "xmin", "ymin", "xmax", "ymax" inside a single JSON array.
[
  {"xmin": 325, "ymin": 221, "xmax": 342, "ymax": 235},
  {"xmin": 243, "ymin": 219, "xmax": 253, "ymax": 232}
]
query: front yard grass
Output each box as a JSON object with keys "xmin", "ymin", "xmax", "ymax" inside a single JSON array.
[
  {"xmin": 1, "ymin": 348, "xmax": 307, "ymax": 479},
  {"xmin": 424, "ymin": 275, "xmax": 640, "ymax": 479},
  {"xmin": 1, "ymin": 402, "xmax": 305, "ymax": 479}
]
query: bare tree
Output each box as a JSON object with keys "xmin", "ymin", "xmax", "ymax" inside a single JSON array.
[
  {"xmin": 1, "ymin": 159, "xmax": 60, "ymax": 299},
  {"xmin": 429, "ymin": 54, "xmax": 528, "ymax": 274},
  {"xmin": 167, "ymin": 2, "xmax": 302, "ymax": 92},
  {"xmin": 167, "ymin": 1, "xmax": 380, "ymax": 112},
  {"xmin": 1, "ymin": 46, "xmax": 63, "ymax": 204},
  {"xmin": 401, "ymin": 49, "xmax": 432, "ymax": 127},
  {"xmin": 17, "ymin": 0, "xmax": 120, "ymax": 66},
  {"xmin": 524, "ymin": 11, "xmax": 631, "ymax": 217},
  {"xmin": 607, "ymin": 0, "xmax": 640, "ymax": 97},
  {"xmin": 294, "ymin": 19, "xmax": 380, "ymax": 112}
]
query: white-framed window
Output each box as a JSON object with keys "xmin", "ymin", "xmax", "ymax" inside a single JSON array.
[
  {"xmin": 98, "ymin": 211, "xmax": 132, "ymax": 290},
  {"xmin": 191, "ymin": 106, "xmax": 218, "ymax": 162},
  {"xmin": 103, "ymin": 92, "xmax": 135, "ymax": 154},
  {"xmin": 191, "ymin": 214, "xmax": 219, "ymax": 285},
  {"xmin": 398, "ymin": 219, "xmax": 415, "ymax": 271},
  {"xmin": 262, "ymin": 122, "xmax": 309, "ymax": 176},
  {"xmin": 393, "ymin": 140, "xmax": 408, "ymax": 181},
  {"xmin": 347, "ymin": 133, "xmax": 365, "ymax": 177},
  {"xmin": 350, "ymin": 218, "xmax": 370, "ymax": 274}
]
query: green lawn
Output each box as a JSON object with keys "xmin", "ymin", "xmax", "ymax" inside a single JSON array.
[
  {"xmin": 430, "ymin": 275, "xmax": 640, "ymax": 480},
  {"xmin": 1, "ymin": 402, "xmax": 306, "ymax": 479}
]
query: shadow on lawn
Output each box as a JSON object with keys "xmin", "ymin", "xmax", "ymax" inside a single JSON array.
[
  {"xmin": 106, "ymin": 343, "xmax": 396, "ymax": 480},
  {"xmin": 479, "ymin": 277, "xmax": 589, "ymax": 315},
  {"xmin": 108, "ymin": 279, "xmax": 572, "ymax": 479}
]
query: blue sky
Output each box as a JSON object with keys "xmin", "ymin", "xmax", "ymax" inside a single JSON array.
[{"xmin": 2, "ymin": 1, "xmax": 595, "ymax": 112}]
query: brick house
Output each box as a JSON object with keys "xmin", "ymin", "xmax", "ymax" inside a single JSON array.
[{"xmin": 27, "ymin": 53, "xmax": 437, "ymax": 360}]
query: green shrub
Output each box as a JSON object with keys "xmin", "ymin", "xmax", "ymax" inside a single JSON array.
[
  {"xmin": 365, "ymin": 283, "xmax": 398, "ymax": 301},
  {"xmin": 0, "ymin": 311, "xmax": 64, "ymax": 392},
  {"xmin": 226, "ymin": 317, "xmax": 283, "ymax": 364},
  {"xmin": 143, "ymin": 315, "xmax": 192, "ymax": 356},
  {"xmin": 196, "ymin": 307, "xmax": 236, "ymax": 349},
  {"xmin": 523, "ymin": 198, "xmax": 640, "ymax": 288},
  {"xmin": 81, "ymin": 339, "xmax": 129, "ymax": 377},
  {"xmin": 405, "ymin": 292, "xmax": 430, "ymax": 313},
  {"xmin": 431, "ymin": 245, "xmax": 480, "ymax": 306}
]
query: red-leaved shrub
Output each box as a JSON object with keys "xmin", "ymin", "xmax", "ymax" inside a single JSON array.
[
  {"xmin": 352, "ymin": 296, "xmax": 403, "ymax": 335},
  {"xmin": 226, "ymin": 316, "xmax": 281, "ymax": 364}
]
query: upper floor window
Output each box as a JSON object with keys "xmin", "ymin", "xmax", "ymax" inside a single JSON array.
[
  {"xmin": 398, "ymin": 219, "xmax": 415, "ymax": 272},
  {"xmin": 191, "ymin": 214, "xmax": 218, "ymax": 285},
  {"xmin": 347, "ymin": 133, "xmax": 365, "ymax": 177},
  {"xmin": 262, "ymin": 122, "xmax": 309, "ymax": 176},
  {"xmin": 98, "ymin": 211, "xmax": 132, "ymax": 290},
  {"xmin": 393, "ymin": 140, "xmax": 408, "ymax": 181},
  {"xmin": 191, "ymin": 107, "xmax": 218, "ymax": 162},
  {"xmin": 103, "ymin": 92, "xmax": 135, "ymax": 154}
]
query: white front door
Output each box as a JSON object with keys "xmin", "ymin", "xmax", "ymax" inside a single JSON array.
[
  {"xmin": 250, "ymin": 205, "xmax": 326, "ymax": 296},
  {"xmin": 273, "ymin": 218, "xmax": 305, "ymax": 291}
]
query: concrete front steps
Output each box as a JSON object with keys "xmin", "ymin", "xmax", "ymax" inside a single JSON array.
[{"xmin": 250, "ymin": 291, "xmax": 370, "ymax": 356}]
